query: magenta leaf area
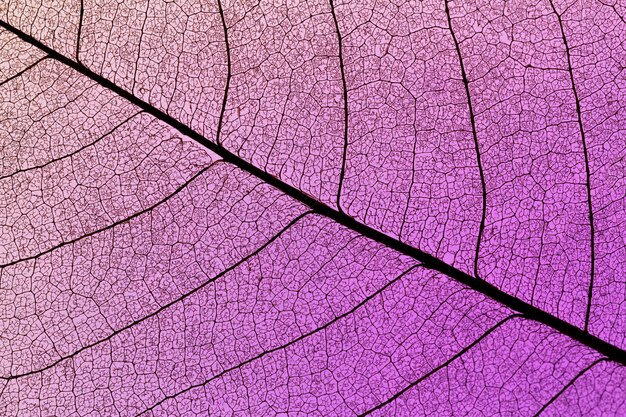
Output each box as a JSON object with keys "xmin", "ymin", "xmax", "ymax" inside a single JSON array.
[{"xmin": 0, "ymin": 0, "xmax": 625, "ymax": 415}]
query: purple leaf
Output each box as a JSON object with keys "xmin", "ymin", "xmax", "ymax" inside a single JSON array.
[
  {"xmin": 539, "ymin": 360, "xmax": 626, "ymax": 416},
  {"xmin": 0, "ymin": 0, "xmax": 624, "ymax": 415}
]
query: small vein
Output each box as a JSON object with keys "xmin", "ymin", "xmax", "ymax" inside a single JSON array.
[
  {"xmin": 0, "ymin": 56, "xmax": 48, "ymax": 87},
  {"xmin": 445, "ymin": 0, "xmax": 487, "ymax": 280},
  {"xmin": 359, "ymin": 314, "xmax": 523, "ymax": 416},
  {"xmin": 76, "ymin": 0, "xmax": 84, "ymax": 62},
  {"xmin": 329, "ymin": 0, "xmax": 350, "ymax": 212},
  {"xmin": 216, "ymin": 0, "xmax": 232, "ymax": 146},
  {"xmin": 0, "ymin": 162, "xmax": 218, "ymax": 269},
  {"xmin": 548, "ymin": 0, "xmax": 596, "ymax": 332},
  {"xmin": 0, "ymin": 111, "xmax": 142, "ymax": 181},
  {"xmin": 131, "ymin": 0, "xmax": 149, "ymax": 95},
  {"xmin": 0, "ymin": 209, "xmax": 313, "ymax": 380},
  {"xmin": 136, "ymin": 264, "xmax": 421, "ymax": 416},
  {"xmin": 399, "ymin": 95, "xmax": 420, "ymax": 242},
  {"xmin": 532, "ymin": 358, "xmax": 607, "ymax": 417}
]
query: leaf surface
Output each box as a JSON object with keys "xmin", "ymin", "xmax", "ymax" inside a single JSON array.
[{"xmin": 0, "ymin": 0, "xmax": 625, "ymax": 415}]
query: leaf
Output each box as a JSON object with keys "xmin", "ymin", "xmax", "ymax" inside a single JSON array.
[{"xmin": 0, "ymin": 0, "xmax": 625, "ymax": 415}]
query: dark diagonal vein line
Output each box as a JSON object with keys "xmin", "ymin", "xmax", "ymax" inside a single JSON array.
[
  {"xmin": 359, "ymin": 314, "xmax": 522, "ymax": 416},
  {"xmin": 0, "ymin": 56, "xmax": 48, "ymax": 87},
  {"xmin": 76, "ymin": 0, "xmax": 84, "ymax": 62},
  {"xmin": 216, "ymin": 0, "xmax": 231, "ymax": 146},
  {"xmin": 600, "ymin": 0, "xmax": 626, "ymax": 23},
  {"xmin": 0, "ymin": 163, "xmax": 217, "ymax": 269},
  {"xmin": 445, "ymin": 0, "xmax": 487, "ymax": 281},
  {"xmin": 0, "ymin": 111, "xmax": 142, "ymax": 181},
  {"xmin": 136, "ymin": 265, "xmax": 421, "ymax": 416},
  {"xmin": 1, "ymin": 19, "xmax": 623, "ymax": 366},
  {"xmin": 532, "ymin": 358, "xmax": 606, "ymax": 417},
  {"xmin": 548, "ymin": 0, "xmax": 596, "ymax": 332},
  {"xmin": 1, "ymin": 210, "xmax": 313, "ymax": 380},
  {"xmin": 329, "ymin": 0, "xmax": 350, "ymax": 212}
]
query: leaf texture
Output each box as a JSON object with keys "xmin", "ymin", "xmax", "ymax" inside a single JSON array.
[{"xmin": 0, "ymin": 0, "xmax": 625, "ymax": 415}]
